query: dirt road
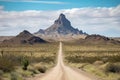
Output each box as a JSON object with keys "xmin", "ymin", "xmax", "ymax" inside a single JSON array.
[{"xmin": 29, "ymin": 42, "xmax": 98, "ymax": 80}]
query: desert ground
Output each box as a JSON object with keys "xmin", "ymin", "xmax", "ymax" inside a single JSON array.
[
  {"xmin": 26, "ymin": 42, "xmax": 98, "ymax": 80},
  {"xmin": 0, "ymin": 42, "xmax": 120, "ymax": 80}
]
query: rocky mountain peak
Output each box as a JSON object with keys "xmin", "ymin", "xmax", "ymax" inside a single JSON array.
[
  {"xmin": 23, "ymin": 30, "xmax": 30, "ymax": 34},
  {"xmin": 35, "ymin": 13, "xmax": 87, "ymax": 41},
  {"xmin": 59, "ymin": 13, "xmax": 66, "ymax": 19},
  {"xmin": 54, "ymin": 13, "xmax": 71, "ymax": 27},
  {"xmin": 16, "ymin": 30, "xmax": 33, "ymax": 38}
]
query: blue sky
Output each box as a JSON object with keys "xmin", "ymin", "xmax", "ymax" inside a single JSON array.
[
  {"xmin": 0, "ymin": 0, "xmax": 120, "ymax": 11},
  {"xmin": 0, "ymin": 0, "xmax": 120, "ymax": 37}
]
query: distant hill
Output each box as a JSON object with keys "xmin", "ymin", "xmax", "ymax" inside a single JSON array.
[
  {"xmin": 110, "ymin": 37, "xmax": 120, "ymax": 41},
  {"xmin": 0, "ymin": 14, "xmax": 119, "ymax": 44},
  {"xmin": 0, "ymin": 36, "xmax": 14, "ymax": 43},
  {"xmin": 35, "ymin": 13, "xmax": 87, "ymax": 41},
  {"xmin": 1, "ymin": 30, "xmax": 47, "ymax": 45},
  {"xmin": 78, "ymin": 34, "xmax": 120, "ymax": 45}
]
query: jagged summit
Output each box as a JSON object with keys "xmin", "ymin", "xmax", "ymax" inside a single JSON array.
[
  {"xmin": 59, "ymin": 13, "xmax": 65, "ymax": 18},
  {"xmin": 45, "ymin": 13, "xmax": 78, "ymax": 34},
  {"xmin": 36, "ymin": 13, "xmax": 86, "ymax": 35},
  {"xmin": 58, "ymin": 13, "xmax": 66, "ymax": 21},
  {"xmin": 54, "ymin": 13, "xmax": 71, "ymax": 27},
  {"xmin": 35, "ymin": 13, "xmax": 87, "ymax": 41}
]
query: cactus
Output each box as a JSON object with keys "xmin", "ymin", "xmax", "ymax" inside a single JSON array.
[{"xmin": 21, "ymin": 57, "xmax": 29, "ymax": 70}]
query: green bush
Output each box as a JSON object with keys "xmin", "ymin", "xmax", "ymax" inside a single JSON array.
[
  {"xmin": 105, "ymin": 63, "xmax": 120, "ymax": 73},
  {"xmin": 21, "ymin": 58, "xmax": 29, "ymax": 70}
]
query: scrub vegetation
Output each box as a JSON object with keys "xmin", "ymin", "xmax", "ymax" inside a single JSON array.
[
  {"xmin": 0, "ymin": 43, "xmax": 58, "ymax": 80},
  {"xmin": 63, "ymin": 42, "xmax": 120, "ymax": 80}
]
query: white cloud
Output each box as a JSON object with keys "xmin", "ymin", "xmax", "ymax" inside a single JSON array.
[{"xmin": 0, "ymin": 5, "xmax": 120, "ymax": 36}]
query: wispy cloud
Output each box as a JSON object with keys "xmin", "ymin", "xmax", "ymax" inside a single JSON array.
[
  {"xmin": 0, "ymin": 5, "xmax": 120, "ymax": 36},
  {"xmin": 0, "ymin": 0, "xmax": 67, "ymax": 4}
]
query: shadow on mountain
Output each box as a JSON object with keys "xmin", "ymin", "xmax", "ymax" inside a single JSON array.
[
  {"xmin": 1, "ymin": 30, "xmax": 47, "ymax": 46},
  {"xmin": 78, "ymin": 34, "xmax": 120, "ymax": 45}
]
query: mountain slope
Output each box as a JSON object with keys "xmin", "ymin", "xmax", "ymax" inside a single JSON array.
[
  {"xmin": 44, "ymin": 13, "xmax": 84, "ymax": 35},
  {"xmin": 79, "ymin": 34, "xmax": 120, "ymax": 45},
  {"xmin": 1, "ymin": 30, "xmax": 47, "ymax": 45},
  {"xmin": 0, "ymin": 36, "xmax": 14, "ymax": 43},
  {"xmin": 35, "ymin": 13, "xmax": 87, "ymax": 41}
]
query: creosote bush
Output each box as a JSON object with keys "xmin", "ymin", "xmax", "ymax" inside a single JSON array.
[{"xmin": 105, "ymin": 63, "xmax": 120, "ymax": 73}]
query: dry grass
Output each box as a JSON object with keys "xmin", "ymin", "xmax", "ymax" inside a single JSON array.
[
  {"xmin": 63, "ymin": 42, "xmax": 120, "ymax": 80},
  {"xmin": 0, "ymin": 43, "xmax": 58, "ymax": 80}
]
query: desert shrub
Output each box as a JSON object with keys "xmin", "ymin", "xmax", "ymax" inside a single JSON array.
[
  {"xmin": 118, "ymin": 78, "xmax": 120, "ymax": 80},
  {"xmin": 38, "ymin": 56, "xmax": 55, "ymax": 63},
  {"xmin": 29, "ymin": 56, "xmax": 55, "ymax": 64},
  {"xmin": 28, "ymin": 66, "xmax": 39, "ymax": 74},
  {"xmin": 37, "ymin": 66, "xmax": 46, "ymax": 73},
  {"xmin": 0, "ymin": 57, "xmax": 14, "ymax": 72},
  {"xmin": 35, "ymin": 65, "xmax": 46, "ymax": 73},
  {"xmin": 65, "ymin": 56, "xmax": 101, "ymax": 63},
  {"xmin": 10, "ymin": 72, "xmax": 23, "ymax": 80},
  {"xmin": 65, "ymin": 50, "xmax": 120, "ymax": 64},
  {"xmin": 0, "ymin": 70, "xmax": 4, "ymax": 75},
  {"xmin": 21, "ymin": 58, "xmax": 29, "ymax": 70},
  {"xmin": 28, "ymin": 69, "xmax": 38, "ymax": 74},
  {"xmin": 105, "ymin": 63, "xmax": 120, "ymax": 73}
]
